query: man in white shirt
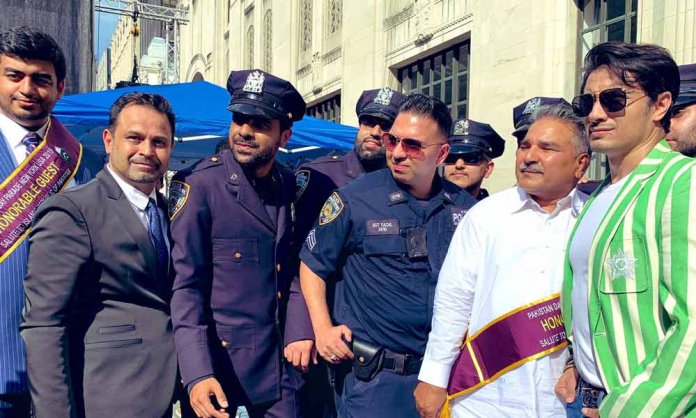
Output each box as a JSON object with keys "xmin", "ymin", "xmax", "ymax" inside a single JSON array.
[
  {"xmin": 21, "ymin": 92, "xmax": 179, "ymax": 418},
  {"xmin": 414, "ymin": 102, "xmax": 590, "ymax": 418}
]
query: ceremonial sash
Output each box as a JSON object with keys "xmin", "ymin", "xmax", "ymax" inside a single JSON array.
[
  {"xmin": 0, "ymin": 116, "xmax": 82, "ymax": 262},
  {"xmin": 440, "ymin": 293, "xmax": 567, "ymax": 418}
]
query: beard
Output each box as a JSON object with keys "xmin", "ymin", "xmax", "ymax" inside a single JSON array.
[
  {"xmin": 356, "ymin": 136, "xmax": 385, "ymax": 161},
  {"xmin": 232, "ymin": 139, "xmax": 275, "ymax": 169}
]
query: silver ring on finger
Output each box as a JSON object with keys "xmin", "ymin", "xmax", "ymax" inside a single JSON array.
[{"xmin": 330, "ymin": 354, "xmax": 338, "ymax": 361}]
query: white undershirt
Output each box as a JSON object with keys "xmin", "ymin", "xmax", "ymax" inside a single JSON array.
[{"xmin": 569, "ymin": 176, "xmax": 628, "ymax": 388}]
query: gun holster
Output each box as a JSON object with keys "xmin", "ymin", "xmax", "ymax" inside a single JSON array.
[{"xmin": 352, "ymin": 339, "xmax": 385, "ymax": 382}]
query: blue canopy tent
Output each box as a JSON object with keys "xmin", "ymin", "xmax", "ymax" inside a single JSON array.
[{"xmin": 53, "ymin": 81, "xmax": 356, "ymax": 170}]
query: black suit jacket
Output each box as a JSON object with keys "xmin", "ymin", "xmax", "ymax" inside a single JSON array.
[{"xmin": 20, "ymin": 169, "xmax": 177, "ymax": 418}]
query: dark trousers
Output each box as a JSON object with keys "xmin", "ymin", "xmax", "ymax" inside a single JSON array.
[
  {"xmin": 180, "ymin": 362, "xmax": 304, "ymax": 418},
  {"xmin": 0, "ymin": 391, "xmax": 30, "ymax": 418},
  {"xmin": 332, "ymin": 366, "xmax": 419, "ymax": 418},
  {"xmin": 298, "ymin": 360, "xmax": 337, "ymax": 418}
]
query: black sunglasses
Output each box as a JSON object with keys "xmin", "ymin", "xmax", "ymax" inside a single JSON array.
[
  {"xmin": 444, "ymin": 152, "xmax": 486, "ymax": 165},
  {"xmin": 381, "ymin": 132, "xmax": 443, "ymax": 159},
  {"xmin": 572, "ymin": 87, "xmax": 647, "ymax": 117}
]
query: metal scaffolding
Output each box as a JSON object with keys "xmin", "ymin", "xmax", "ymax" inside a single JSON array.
[{"xmin": 95, "ymin": 0, "xmax": 189, "ymax": 83}]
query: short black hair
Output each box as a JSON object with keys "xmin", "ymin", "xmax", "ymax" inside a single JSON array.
[
  {"xmin": 580, "ymin": 41, "xmax": 679, "ymax": 129},
  {"xmin": 398, "ymin": 94, "xmax": 453, "ymax": 139},
  {"xmin": 108, "ymin": 92, "xmax": 176, "ymax": 138},
  {"xmin": 0, "ymin": 26, "xmax": 66, "ymax": 83}
]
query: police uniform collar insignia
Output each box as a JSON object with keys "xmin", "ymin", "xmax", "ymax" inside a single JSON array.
[
  {"xmin": 605, "ymin": 249, "xmax": 637, "ymax": 281},
  {"xmin": 296, "ymin": 169, "xmax": 310, "ymax": 199},
  {"xmin": 388, "ymin": 191, "xmax": 405, "ymax": 203},
  {"xmin": 168, "ymin": 180, "xmax": 190, "ymax": 220},
  {"xmin": 319, "ymin": 192, "xmax": 344, "ymax": 225},
  {"xmin": 453, "ymin": 120, "xmax": 469, "ymax": 136},
  {"xmin": 523, "ymin": 97, "xmax": 542, "ymax": 115},
  {"xmin": 243, "ymin": 70, "xmax": 265, "ymax": 93},
  {"xmin": 374, "ymin": 88, "xmax": 394, "ymax": 106}
]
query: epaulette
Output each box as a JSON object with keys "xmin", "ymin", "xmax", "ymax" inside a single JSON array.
[
  {"xmin": 300, "ymin": 155, "xmax": 343, "ymax": 169},
  {"xmin": 173, "ymin": 155, "xmax": 223, "ymax": 181}
]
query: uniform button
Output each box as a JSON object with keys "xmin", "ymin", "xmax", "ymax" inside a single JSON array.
[
  {"xmin": 277, "ymin": 291, "xmax": 282, "ymax": 299},
  {"xmin": 221, "ymin": 340, "xmax": 229, "ymax": 348},
  {"xmin": 211, "ymin": 156, "xmax": 219, "ymax": 162},
  {"xmin": 234, "ymin": 252, "xmax": 242, "ymax": 259},
  {"xmin": 359, "ymin": 356, "xmax": 366, "ymax": 364},
  {"xmin": 276, "ymin": 263, "xmax": 281, "ymax": 272},
  {"xmin": 230, "ymin": 173, "xmax": 238, "ymax": 180}
]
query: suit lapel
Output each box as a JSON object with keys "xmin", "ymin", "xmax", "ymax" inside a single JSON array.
[
  {"xmin": 99, "ymin": 170, "xmax": 158, "ymax": 277},
  {"xmin": 223, "ymin": 152, "xmax": 275, "ymax": 232}
]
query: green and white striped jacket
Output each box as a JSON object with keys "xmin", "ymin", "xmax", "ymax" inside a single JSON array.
[{"xmin": 562, "ymin": 141, "xmax": 696, "ymax": 418}]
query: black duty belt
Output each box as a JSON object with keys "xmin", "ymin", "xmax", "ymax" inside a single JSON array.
[{"xmin": 382, "ymin": 349, "xmax": 422, "ymax": 375}]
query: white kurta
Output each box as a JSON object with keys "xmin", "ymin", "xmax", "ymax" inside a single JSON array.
[{"xmin": 419, "ymin": 186, "xmax": 588, "ymax": 418}]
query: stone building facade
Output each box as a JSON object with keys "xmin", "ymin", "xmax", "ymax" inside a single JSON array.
[{"xmin": 177, "ymin": 0, "xmax": 696, "ymax": 190}]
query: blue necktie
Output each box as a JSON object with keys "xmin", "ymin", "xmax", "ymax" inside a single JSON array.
[
  {"xmin": 21, "ymin": 132, "xmax": 41, "ymax": 156},
  {"xmin": 146, "ymin": 199, "xmax": 168, "ymax": 277}
]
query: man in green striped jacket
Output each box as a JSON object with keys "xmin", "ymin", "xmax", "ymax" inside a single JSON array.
[{"xmin": 560, "ymin": 41, "xmax": 696, "ymax": 418}]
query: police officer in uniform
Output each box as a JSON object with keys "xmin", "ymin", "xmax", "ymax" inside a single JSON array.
[
  {"xmin": 442, "ymin": 119, "xmax": 504, "ymax": 200},
  {"xmin": 294, "ymin": 87, "xmax": 406, "ymax": 244},
  {"xmin": 169, "ymin": 69, "xmax": 311, "ymax": 418},
  {"xmin": 512, "ymin": 96, "xmax": 571, "ymax": 142},
  {"xmin": 291, "ymin": 87, "xmax": 406, "ymax": 418},
  {"xmin": 299, "ymin": 94, "xmax": 477, "ymax": 418}
]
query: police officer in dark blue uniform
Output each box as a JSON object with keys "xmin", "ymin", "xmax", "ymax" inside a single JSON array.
[
  {"xmin": 294, "ymin": 87, "xmax": 406, "ymax": 244},
  {"xmin": 442, "ymin": 119, "xmax": 505, "ymax": 200},
  {"xmin": 291, "ymin": 87, "xmax": 406, "ymax": 418},
  {"xmin": 298, "ymin": 94, "xmax": 477, "ymax": 418},
  {"xmin": 169, "ymin": 69, "xmax": 311, "ymax": 418}
]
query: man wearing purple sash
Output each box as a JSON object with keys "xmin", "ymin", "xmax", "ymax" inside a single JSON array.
[
  {"xmin": 0, "ymin": 26, "xmax": 99, "ymax": 418},
  {"xmin": 414, "ymin": 102, "xmax": 590, "ymax": 417}
]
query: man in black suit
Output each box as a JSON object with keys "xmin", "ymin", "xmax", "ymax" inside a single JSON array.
[{"xmin": 20, "ymin": 92, "xmax": 178, "ymax": 418}]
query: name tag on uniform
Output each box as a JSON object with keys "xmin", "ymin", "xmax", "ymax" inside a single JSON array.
[
  {"xmin": 451, "ymin": 207, "xmax": 468, "ymax": 227},
  {"xmin": 366, "ymin": 219, "xmax": 400, "ymax": 235}
]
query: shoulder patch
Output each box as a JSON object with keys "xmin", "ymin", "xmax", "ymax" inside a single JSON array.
[
  {"xmin": 296, "ymin": 169, "xmax": 310, "ymax": 199},
  {"xmin": 319, "ymin": 192, "xmax": 344, "ymax": 226},
  {"xmin": 451, "ymin": 206, "xmax": 468, "ymax": 227},
  {"xmin": 168, "ymin": 180, "xmax": 190, "ymax": 219}
]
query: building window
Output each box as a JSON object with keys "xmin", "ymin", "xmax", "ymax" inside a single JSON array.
[
  {"xmin": 263, "ymin": 10, "xmax": 272, "ymax": 72},
  {"xmin": 246, "ymin": 25, "xmax": 254, "ymax": 68},
  {"xmin": 579, "ymin": 0, "xmax": 637, "ymax": 179},
  {"xmin": 328, "ymin": 0, "xmax": 342, "ymax": 35},
  {"xmin": 301, "ymin": 0, "xmax": 313, "ymax": 53},
  {"xmin": 307, "ymin": 95, "xmax": 341, "ymax": 123},
  {"xmin": 398, "ymin": 41, "xmax": 470, "ymax": 119}
]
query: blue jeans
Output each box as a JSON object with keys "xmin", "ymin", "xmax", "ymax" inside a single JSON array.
[
  {"xmin": 333, "ymin": 367, "xmax": 419, "ymax": 418},
  {"xmin": 565, "ymin": 377, "xmax": 605, "ymax": 418}
]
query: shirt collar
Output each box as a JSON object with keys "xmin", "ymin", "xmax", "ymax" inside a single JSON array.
[
  {"xmin": 106, "ymin": 164, "xmax": 157, "ymax": 211},
  {"xmin": 0, "ymin": 112, "xmax": 49, "ymax": 150},
  {"xmin": 511, "ymin": 185, "xmax": 582, "ymax": 216}
]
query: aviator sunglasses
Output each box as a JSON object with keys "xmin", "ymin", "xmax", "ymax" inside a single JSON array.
[
  {"xmin": 572, "ymin": 87, "xmax": 647, "ymax": 117},
  {"xmin": 444, "ymin": 151, "xmax": 486, "ymax": 165},
  {"xmin": 381, "ymin": 132, "xmax": 443, "ymax": 159}
]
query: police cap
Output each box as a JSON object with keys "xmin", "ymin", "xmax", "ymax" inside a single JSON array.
[
  {"xmin": 675, "ymin": 63, "xmax": 696, "ymax": 109},
  {"xmin": 449, "ymin": 119, "xmax": 505, "ymax": 159},
  {"xmin": 226, "ymin": 69, "xmax": 306, "ymax": 122},
  {"xmin": 355, "ymin": 87, "xmax": 407, "ymax": 123},
  {"xmin": 512, "ymin": 97, "xmax": 570, "ymax": 140}
]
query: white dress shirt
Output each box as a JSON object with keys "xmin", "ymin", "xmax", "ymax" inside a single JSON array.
[
  {"xmin": 106, "ymin": 164, "xmax": 170, "ymax": 253},
  {"xmin": 0, "ymin": 112, "xmax": 78, "ymax": 189},
  {"xmin": 0, "ymin": 111, "xmax": 49, "ymax": 166},
  {"xmin": 419, "ymin": 186, "xmax": 588, "ymax": 418}
]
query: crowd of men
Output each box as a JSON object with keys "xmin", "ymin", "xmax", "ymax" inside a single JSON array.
[{"xmin": 1, "ymin": 24, "xmax": 696, "ymax": 418}]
